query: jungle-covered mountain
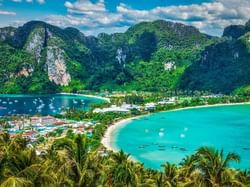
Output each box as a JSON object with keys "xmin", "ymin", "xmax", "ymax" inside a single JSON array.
[
  {"xmin": 180, "ymin": 20, "xmax": 250, "ymax": 94},
  {"xmin": 0, "ymin": 19, "xmax": 224, "ymax": 93}
]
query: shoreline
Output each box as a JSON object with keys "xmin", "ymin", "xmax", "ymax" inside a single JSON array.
[
  {"xmin": 101, "ymin": 102, "xmax": 250, "ymax": 153},
  {"xmin": 58, "ymin": 92, "xmax": 111, "ymax": 102},
  {"xmin": 0, "ymin": 93, "xmax": 111, "ymax": 103},
  {"xmin": 101, "ymin": 116, "xmax": 145, "ymax": 152}
]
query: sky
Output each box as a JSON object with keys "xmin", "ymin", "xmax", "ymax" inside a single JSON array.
[{"xmin": 0, "ymin": 0, "xmax": 249, "ymax": 36}]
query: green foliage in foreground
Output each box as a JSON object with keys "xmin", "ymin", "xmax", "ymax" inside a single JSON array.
[{"xmin": 0, "ymin": 133, "xmax": 249, "ymax": 187}]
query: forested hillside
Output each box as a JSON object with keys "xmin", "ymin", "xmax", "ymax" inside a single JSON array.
[
  {"xmin": 0, "ymin": 20, "xmax": 215, "ymax": 93},
  {"xmin": 180, "ymin": 20, "xmax": 250, "ymax": 93}
]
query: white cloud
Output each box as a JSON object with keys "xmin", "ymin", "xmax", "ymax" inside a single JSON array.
[
  {"xmin": 0, "ymin": 10, "xmax": 16, "ymax": 16},
  {"xmin": 82, "ymin": 26, "xmax": 129, "ymax": 36},
  {"xmin": 45, "ymin": 0, "xmax": 250, "ymax": 36},
  {"xmin": 65, "ymin": 0, "xmax": 105, "ymax": 14},
  {"xmin": 115, "ymin": 0, "xmax": 250, "ymax": 35},
  {"xmin": 11, "ymin": 0, "xmax": 44, "ymax": 3}
]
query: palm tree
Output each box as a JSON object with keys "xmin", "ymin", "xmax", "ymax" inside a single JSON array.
[
  {"xmin": 179, "ymin": 155, "xmax": 197, "ymax": 178},
  {"xmin": 106, "ymin": 150, "xmax": 137, "ymax": 187},
  {"xmin": 236, "ymin": 170, "xmax": 250, "ymax": 186},
  {"xmin": 195, "ymin": 147, "xmax": 243, "ymax": 187},
  {"xmin": 161, "ymin": 162, "xmax": 179, "ymax": 187},
  {"xmin": 178, "ymin": 155, "xmax": 205, "ymax": 186},
  {"xmin": 52, "ymin": 134, "xmax": 103, "ymax": 186},
  {"xmin": 0, "ymin": 176, "xmax": 32, "ymax": 187}
]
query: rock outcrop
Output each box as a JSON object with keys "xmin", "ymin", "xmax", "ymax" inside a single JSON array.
[
  {"xmin": 46, "ymin": 46, "xmax": 71, "ymax": 86},
  {"xmin": 18, "ymin": 67, "xmax": 34, "ymax": 77},
  {"xmin": 25, "ymin": 27, "xmax": 45, "ymax": 63}
]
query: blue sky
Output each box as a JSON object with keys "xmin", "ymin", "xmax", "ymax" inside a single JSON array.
[{"xmin": 0, "ymin": 0, "xmax": 249, "ymax": 36}]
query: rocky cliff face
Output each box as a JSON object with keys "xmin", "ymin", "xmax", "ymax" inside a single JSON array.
[
  {"xmin": 25, "ymin": 27, "xmax": 45, "ymax": 63},
  {"xmin": 23, "ymin": 26, "xmax": 71, "ymax": 86},
  {"xmin": 46, "ymin": 46, "xmax": 71, "ymax": 86},
  {"xmin": 17, "ymin": 66, "xmax": 34, "ymax": 77}
]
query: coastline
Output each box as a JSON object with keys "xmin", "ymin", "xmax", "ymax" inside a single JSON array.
[
  {"xmin": 0, "ymin": 93, "xmax": 111, "ymax": 103},
  {"xmin": 101, "ymin": 116, "xmax": 144, "ymax": 152},
  {"xmin": 58, "ymin": 92, "xmax": 111, "ymax": 102},
  {"xmin": 101, "ymin": 102, "xmax": 250, "ymax": 153}
]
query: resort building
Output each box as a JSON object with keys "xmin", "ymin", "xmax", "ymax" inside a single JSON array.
[
  {"xmin": 22, "ymin": 130, "xmax": 39, "ymax": 141},
  {"xmin": 145, "ymin": 103, "xmax": 156, "ymax": 110},
  {"xmin": 30, "ymin": 116, "xmax": 57, "ymax": 125},
  {"xmin": 30, "ymin": 116, "xmax": 42, "ymax": 124},
  {"xmin": 158, "ymin": 97, "xmax": 177, "ymax": 105},
  {"xmin": 93, "ymin": 105, "xmax": 130, "ymax": 113}
]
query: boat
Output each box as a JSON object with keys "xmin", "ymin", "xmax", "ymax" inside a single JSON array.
[
  {"xmin": 180, "ymin": 147, "xmax": 187, "ymax": 151},
  {"xmin": 158, "ymin": 148, "xmax": 166, "ymax": 151}
]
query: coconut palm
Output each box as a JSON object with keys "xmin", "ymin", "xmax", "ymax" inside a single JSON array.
[
  {"xmin": 161, "ymin": 162, "xmax": 179, "ymax": 187},
  {"xmin": 179, "ymin": 155, "xmax": 197, "ymax": 178},
  {"xmin": 1, "ymin": 146, "xmax": 55, "ymax": 187},
  {"xmin": 106, "ymin": 150, "xmax": 137, "ymax": 187},
  {"xmin": 178, "ymin": 155, "xmax": 204, "ymax": 186},
  {"xmin": 195, "ymin": 147, "xmax": 243, "ymax": 187},
  {"xmin": 52, "ymin": 134, "xmax": 104, "ymax": 186},
  {"xmin": 236, "ymin": 170, "xmax": 250, "ymax": 186},
  {"xmin": 0, "ymin": 176, "xmax": 32, "ymax": 187}
]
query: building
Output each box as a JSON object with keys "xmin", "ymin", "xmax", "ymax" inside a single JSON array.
[
  {"xmin": 164, "ymin": 61, "xmax": 176, "ymax": 71},
  {"xmin": 42, "ymin": 116, "xmax": 57, "ymax": 124},
  {"xmin": 145, "ymin": 103, "xmax": 156, "ymax": 110},
  {"xmin": 93, "ymin": 105, "xmax": 130, "ymax": 113},
  {"xmin": 22, "ymin": 130, "xmax": 38, "ymax": 140},
  {"xmin": 30, "ymin": 116, "xmax": 42, "ymax": 124},
  {"xmin": 158, "ymin": 97, "xmax": 177, "ymax": 105},
  {"xmin": 120, "ymin": 103, "xmax": 141, "ymax": 110}
]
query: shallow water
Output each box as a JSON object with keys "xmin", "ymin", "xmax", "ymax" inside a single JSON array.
[
  {"xmin": 113, "ymin": 104, "xmax": 250, "ymax": 170},
  {"xmin": 0, "ymin": 94, "xmax": 104, "ymax": 116}
]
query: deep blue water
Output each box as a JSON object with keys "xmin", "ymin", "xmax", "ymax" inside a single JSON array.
[
  {"xmin": 112, "ymin": 104, "xmax": 250, "ymax": 170},
  {"xmin": 0, "ymin": 94, "xmax": 104, "ymax": 116}
]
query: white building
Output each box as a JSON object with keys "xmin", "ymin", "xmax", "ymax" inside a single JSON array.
[
  {"xmin": 158, "ymin": 97, "xmax": 176, "ymax": 105},
  {"xmin": 93, "ymin": 103, "xmax": 141, "ymax": 114},
  {"xmin": 145, "ymin": 103, "xmax": 156, "ymax": 110},
  {"xmin": 164, "ymin": 61, "xmax": 176, "ymax": 71},
  {"xmin": 93, "ymin": 105, "xmax": 130, "ymax": 113}
]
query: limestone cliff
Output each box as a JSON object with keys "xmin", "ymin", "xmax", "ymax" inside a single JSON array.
[
  {"xmin": 46, "ymin": 46, "xmax": 71, "ymax": 86},
  {"xmin": 25, "ymin": 27, "xmax": 45, "ymax": 63}
]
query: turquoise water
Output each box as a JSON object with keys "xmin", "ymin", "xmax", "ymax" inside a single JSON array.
[
  {"xmin": 0, "ymin": 94, "xmax": 104, "ymax": 116},
  {"xmin": 113, "ymin": 104, "xmax": 250, "ymax": 170}
]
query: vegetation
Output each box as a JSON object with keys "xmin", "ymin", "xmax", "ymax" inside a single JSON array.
[
  {"xmin": 1, "ymin": 20, "xmax": 250, "ymax": 94},
  {"xmin": 180, "ymin": 21, "xmax": 250, "ymax": 93},
  {"xmin": 0, "ymin": 133, "xmax": 249, "ymax": 186},
  {"xmin": 0, "ymin": 19, "xmax": 216, "ymax": 94},
  {"xmin": 0, "ymin": 94, "xmax": 249, "ymax": 186}
]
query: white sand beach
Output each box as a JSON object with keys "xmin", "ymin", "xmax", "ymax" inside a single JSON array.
[
  {"xmin": 58, "ymin": 92, "xmax": 111, "ymax": 102},
  {"xmin": 101, "ymin": 117, "xmax": 136, "ymax": 152},
  {"xmin": 101, "ymin": 102, "xmax": 250, "ymax": 152}
]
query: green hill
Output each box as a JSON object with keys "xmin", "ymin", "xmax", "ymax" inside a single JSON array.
[
  {"xmin": 0, "ymin": 20, "xmax": 222, "ymax": 93},
  {"xmin": 180, "ymin": 21, "xmax": 250, "ymax": 94}
]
